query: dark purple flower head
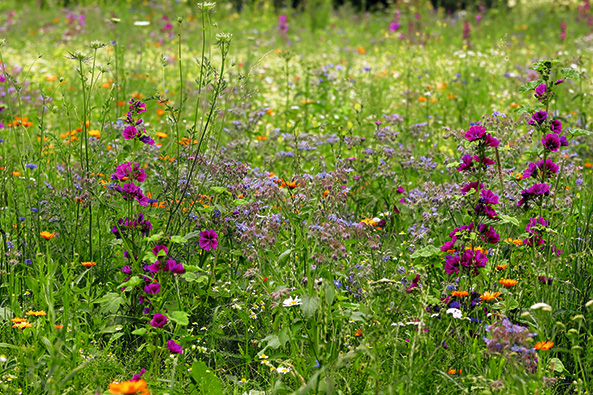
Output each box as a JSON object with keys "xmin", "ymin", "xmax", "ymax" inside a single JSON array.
[
  {"xmin": 465, "ymin": 125, "xmax": 486, "ymax": 141},
  {"xmin": 550, "ymin": 119, "xmax": 562, "ymax": 134},
  {"xmin": 457, "ymin": 154, "xmax": 474, "ymax": 172},
  {"xmin": 152, "ymin": 245, "xmax": 168, "ymax": 256},
  {"xmin": 112, "ymin": 162, "xmax": 147, "ymax": 183},
  {"xmin": 484, "ymin": 133, "xmax": 500, "ymax": 147},
  {"xmin": 474, "ymin": 155, "xmax": 495, "ymax": 167},
  {"xmin": 122, "ymin": 125, "xmax": 138, "ymax": 140},
  {"xmin": 199, "ymin": 229, "xmax": 219, "ymax": 251},
  {"xmin": 534, "ymin": 83, "xmax": 547, "ymax": 101},
  {"xmin": 523, "ymin": 162, "xmax": 538, "ymax": 179},
  {"xmin": 405, "ymin": 274, "xmax": 420, "ymax": 293},
  {"xmin": 167, "ymin": 339, "xmax": 183, "ymax": 354},
  {"xmin": 150, "ymin": 313, "xmax": 167, "ymax": 328},
  {"xmin": 479, "ymin": 189, "xmax": 499, "ymax": 205},
  {"xmin": 445, "ymin": 254, "xmax": 460, "ymax": 274},
  {"xmin": 129, "ymin": 99, "xmax": 146, "ymax": 113},
  {"xmin": 559, "ymin": 134, "xmax": 569, "ymax": 147},
  {"xmin": 144, "ymin": 282, "xmax": 161, "ymax": 294},
  {"xmin": 555, "ymin": 79, "xmax": 564, "ymax": 85},
  {"xmin": 532, "ymin": 110, "xmax": 548, "ymax": 124},
  {"xmin": 542, "ymin": 133, "xmax": 560, "ymax": 152},
  {"xmin": 460, "ymin": 181, "xmax": 484, "ymax": 195},
  {"xmin": 441, "ymin": 238, "xmax": 457, "ymax": 252},
  {"xmin": 122, "ymin": 265, "xmax": 132, "ymax": 275}
]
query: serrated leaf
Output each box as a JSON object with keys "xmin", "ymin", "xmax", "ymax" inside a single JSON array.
[
  {"xmin": 210, "ymin": 186, "xmax": 228, "ymax": 194},
  {"xmin": 567, "ymin": 128, "xmax": 593, "ymax": 137},
  {"xmin": 170, "ymin": 235, "xmax": 188, "ymax": 244},
  {"xmin": 518, "ymin": 79, "xmax": 543, "ymax": 93},
  {"xmin": 144, "ymin": 233, "xmax": 163, "ymax": 242},
  {"xmin": 560, "ymin": 68, "xmax": 581, "ymax": 80},
  {"xmin": 498, "ymin": 214, "xmax": 520, "ymax": 226},
  {"xmin": 132, "ymin": 328, "xmax": 147, "ymax": 336},
  {"xmin": 94, "ymin": 292, "xmax": 125, "ymax": 314},
  {"xmin": 118, "ymin": 276, "xmax": 143, "ymax": 289},
  {"xmin": 550, "ymin": 357, "xmax": 565, "ymax": 372},
  {"xmin": 233, "ymin": 198, "xmax": 249, "ymax": 205},
  {"xmin": 169, "ymin": 311, "xmax": 189, "ymax": 326},
  {"xmin": 301, "ymin": 294, "xmax": 319, "ymax": 318},
  {"xmin": 410, "ymin": 245, "xmax": 441, "ymax": 259}
]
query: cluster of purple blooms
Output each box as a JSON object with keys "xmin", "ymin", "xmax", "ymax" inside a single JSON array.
[
  {"xmin": 111, "ymin": 212, "xmax": 152, "ymax": 239},
  {"xmin": 145, "ymin": 245, "xmax": 185, "ymax": 274},
  {"xmin": 121, "ymin": 99, "xmax": 155, "ymax": 146},
  {"xmin": 112, "ymin": 162, "xmax": 150, "ymax": 207}
]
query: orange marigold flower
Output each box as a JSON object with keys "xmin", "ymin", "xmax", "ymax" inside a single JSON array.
[
  {"xmin": 447, "ymin": 368, "xmax": 462, "ymax": 374},
  {"xmin": 452, "ymin": 291, "xmax": 469, "ymax": 298},
  {"xmin": 534, "ymin": 341, "xmax": 554, "ymax": 350},
  {"xmin": 281, "ymin": 181, "xmax": 300, "ymax": 189},
  {"xmin": 512, "ymin": 239, "xmax": 523, "ymax": 246},
  {"xmin": 496, "ymin": 264, "xmax": 507, "ymax": 270},
  {"xmin": 499, "ymin": 279, "xmax": 518, "ymax": 288},
  {"xmin": 12, "ymin": 171, "xmax": 21, "ymax": 177},
  {"xmin": 40, "ymin": 231, "xmax": 55, "ymax": 240},
  {"xmin": 156, "ymin": 108, "xmax": 166, "ymax": 116},
  {"xmin": 480, "ymin": 291, "xmax": 502, "ymax": 302},
  {"xmin": 54, "ymin": 325, "xmax": 64, "ymax": 330},
  {"xmin": 26, "ymin": 310, "xmax": 46, "ymax": 316},
  {"xmin": 13, "ymin": 322, "xmax": 33, "ymax": 329},
  {"xmin": 11, "ymin": 317, "xmax": 28, "ymax": 324},
  {"xmin": 155, "ymin": 132, "xmax": 168, "ymax": 138},
  {"xmin": 418, "ymin": 96, "xmax": 427, "ymax": 102},
  {"xmin": 108, "ymin": 379, "xmax": 150, "ymax": 395},
  {"xmin": 81, "ymin": 262, "xmax": 97, "ymax": 268},
  {"xmin": 360, "ymin": 218, "xmax": 378, "ymax": 226},
  {"xmin": 354, "ymin": 329, "xmax": 363, "ymax": 337},
  {"xmin": 585, "ymin": 162, "xmax": 593, "ymax": 168}
]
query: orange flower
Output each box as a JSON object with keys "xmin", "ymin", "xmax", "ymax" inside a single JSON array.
[
  {"xmin": 108, "ymin": 379, "xmax": 150, "ymax": 395},
  {"xmin": 40, "ymin": 231, "xmax": 55, "ymax": 240},
  {"xmin": 418, "ymin": 96, "xmax": 427, "ymax": 102},
  {"xmin": 480, "ymin": 291, "xmax": 502, "ymax": 302},
  {"xmin": 88, "ymin": 130, "xmax": 101, "ymax": 138},
  {"xmin": 54, "ymin": 325, "xmax": 64, "ymax": 330},
  {"xmin": 81, "ymin": 262, "xmax": 97, "ymax": 268},
  {"xmin": 354, "ymin": 329, "xmax": 363, "ymax": 337},
  {"xmin": 360, "ymin": 218, "xmax": 378, "ymax": 226},
  {"xmin": 534, "ymin": 341, "xmax": 554, "ymax": 350},
  {"xmin": 585, "ymin": 162, "xmax": 593, "ymax": 168},
  {"xmin": 26, "ymin": 310, "xmax": 46, "ymax": 317},
  {"xmin": 155, "ymin": 132, "xmax": 168, "ymax": 138},
  {"xmin": 447, "ymin": 368, "xmax": 462, "ymax": 374},
  {"xmin": 510, "ymin": 102, "xmax": 520, "ymax": 108},
  {"xmin": 356, "ymin": 46, "xmax": 366, "ymax": 54},
  {"xmin": 452, "ymin": 291, "xmax": 469, "ymax": 298},
  {"xmin": 499, "ymin": 279, "xmax": 518, "ymax": 288},
  {"xmin": 12, "ymin": 171, "xmax": 21, "ymax": 177},
  {"xmin": 281, "ymin": 181, "xmax": 300, "ymax": 189},
  {"xmin": 10, "ymin": 317, "xmax": 28, "ymax": 324},
  {"xmin": 13, "ymin": 322, "xmax": 32, "ymax": 329},
  {"xmin": 256, "ymin": 135, "xmax": 268, "ymax": 141},
  {"xmin": 496, "ymin": 264, "xmax": 507, "ymax": 270}
]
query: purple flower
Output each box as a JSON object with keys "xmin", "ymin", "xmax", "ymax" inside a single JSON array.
[
  {"xmin": 150, "ymin": 313, "xmax": 168, "ymax": 328},
  {"xmin": 122, "ymin": 125, "xmax": 138, "ymax": 140},
  {"xmin": 474, "ymin": 155, "xmax": 495, "ymax": 166},
  {"xmin": 167, "ymin": 339, "xmax": 183, "ymax": 354},
  {"xmin": 405, "ymin": 274, "xmax": 420, "ymax": 293},
  {"xmin": 445, "ymin": 254, "xmax": 460, "ymax": 274},
  {"xmin": 144, "ymin": 283, "xmax": 161, "ymax": 294},
  {"xmin": 199, "ymin": 230, "xmax": 219, "ymax": 251},
  {"xmin": 542, "ymin": 133, "xmax": 560, "ymax": 152},
  {"xmin": 122, "ymin": 265, "xmax": 132, "ymax": 275},
  {"xmin": 532, "ymin": 110, "xmax": 548, "ymax": 124},
  {"xmin": 479, "ymin": 189, "xmax": 499, "ymax": 205},
  {"xmin": 130, "ymin": 368, "xmax": 146, "ymax": 382},
  {"xmin": 559, "ymin": 134, "xmax": 569, "ymax": 146},
  {"xmin": 460, "ymin": 181, "xmax": 483, "ymax": 195},
  {"xmin": 465, "ymin": 125, "xmax": 486, "ymax": 141},
  {"xmin": 112, "ymin": 162, "xmax": 147, "ymax": 183},
  {"xmin": 550, "ymin": 120, "xmax": 562, "ymax": 133},
  {"xmin": 441, "ymin": 238, "xmax": 457, "ymax": 252},
  {"xmin": 523, "ymin": 162, "xmax": 538, "ymax": 179},
  {"xmin": 152, "ymin": 245, "xmax": 168, "ymax": 256},
  {"xmin": 534, "ymin": 83, "xmax": 547, "ymax": 101},
  {"xmin": 484, "ymin": 133, "xmax": 500, "ymax": 147},
  {"xmin": 457, "ymin": 154, "xmax": 474, "ymax": 172},
  {"xmin": 169, "ymin": 260, "xmax": 185, "ymax": 274}
]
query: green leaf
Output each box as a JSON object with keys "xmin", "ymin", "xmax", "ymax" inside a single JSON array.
[
  {"xmin": 144, "ymin": 233, "xmax": 163, "ymax": 242},
  {"xmin": 278, "ymin": 248, "xmax": 292, "ymax": 264},
  {"xmin": 325, "ymin": 285, "xmax": 335, "ymax": 306},
  {"xmin": 0, "ymin": 307, "xmax": 12, "ymax": 322},
  {"xmin": 498, "ymin": 214, "xmax": 520, "ymax": 226},
  {"xmin": 567, "ymin": 128, "xmax": 593, "ymax": 137},
  {"xmin": 560, "ymin": 68, "xmax": 581, "ymax": 80},
  {"xmin": 301, "ymin": 295, "xmax": 319, "ymax": 318},
  {"xmin": 261, "ymin": 334, "xmax": 281, "ymax": 349},
  {"xmin": 118, "ymin": 276, "xmax": 143, "ymax": 289},
  {"xmin": 549, "ymin": 357, "xmax": 565, "ymax": 373},
  {"xmin": 170, "ymin": 235, "xmax": 188, "ymax": 244},
  {"xmin": 410, "ymin": 245, "xmax": 441, "ymax": 259},
  {"xmin": 210, "ymin": 186, "xmax": 228, "ymax": 194},
  {"xmin": 233, "ymin": 198, "xmax": 249, "ymax": 205},
  {"xmin": 518, "ymin": 79, "xmax": 543, "ymax": 93},
  {"xmin": 169, "ymin": 311, "xmax": 189, "ymax": 326},
  {"xmin": 184, "ymin": 231, "xmax": 202, "ymax": 240},
  {"xmin": 190, "ymin": 361, "xmax": 223, "ymax": 395},
  {"xmin": 94, "ymin": 292, "xmax": 125, "ymax": 314},
  {"xmin": 132, "ymin": 328, "xmax": 147, "ymax": 336}
]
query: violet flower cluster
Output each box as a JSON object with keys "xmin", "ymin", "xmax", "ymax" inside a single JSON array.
[{"xmin": 122, "ymin": 99, "xmax": 155, "ymax": 146}]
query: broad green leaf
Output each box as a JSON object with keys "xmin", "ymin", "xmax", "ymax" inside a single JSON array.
[
  {"xmin": 233, "ymin": 198, "xmax": 249, "ymax": 205},
  {"xmin": 560, "ymin": 68, "xmax": 582, "ymax": 80},
  {"xmin": 170, "ymin": 235, "xmax": 188, "ymax": 244},
  {"xmin": 498, "ymin": 214, "xmax": 520, "ymax": 226},
  {"xmin": 301, "ymin": 295, "xmax": 319, "ymax": 318},
  {"xmin": 410, "ymin": 245, "xmax": 441, "ymax": 259},
  {"xmin": 132, "ymin": 328, "xmax": 147, "ymax": 336},
  {"xmin": 549, "ymin": 357, "xmax": 565, "ymax": 373},
  {"xmin": 278, "ymin": 248, "xmax": 292, "ymax": 264},
  {"xmin": 518, "ymin": 79, "xmax": 543, "ymax": 93},
  {"xmin": 94, "ymin": 292, "xmax": 125, "ymax": 314},
  {"xmin": 567, "ymin": 128, "xmax": 593, "ymax": 137},
  {"xmin": 210, "ymin": 186, "xmax": 227, "ymax": 194},
  {"xmin": 191, "ymin": 361, "xmax": 223, "ymax": 395},
  {"xmin": 261, "ymin": 334, "xmax": 281, "ymax": 349},
  {"xmin": 169, "ymin": 311, "xmax": 189, "ymax": 326},
  {"xmin": 118, "ymin": 276, "xmax": 143, "ymax": 289}
]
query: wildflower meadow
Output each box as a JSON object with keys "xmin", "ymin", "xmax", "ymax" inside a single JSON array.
[{"xmin": 2, "ymin": 0, "xmax": 593, "ymax": 393}]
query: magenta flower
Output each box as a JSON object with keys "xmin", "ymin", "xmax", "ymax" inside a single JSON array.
[
  {"xmin": 144, "ymin": 283, "xmax": 161, "ymax": 294},
  {"xmin": 550, "ymin": 119, "xmax": 562, "ymax": 133},
  {"xmin": 531, "ymin": 110, "xmax": 548, "ymax": 124},
  {"xmin": 130, "ymin": 368, "xmax": 146, "ymax": 382},
  {"xmin": 445, "ymin": 254, "xmax": 460, "ymax": 274},
  {"xmin": 484, "ymin": 133, "xmax": 500, "ymax": 147},
  {"xmin": 167, "ymin": 339, "xmax": 183, "ymax": 354},
  {"xmin": 464, "ymin": 125, "xmax": 485, "ymax": 141},
  {"xmin": 460, "ymin": 181, "xmax": 483, "ymax": 195},
  {"xmin": 473, "ymin": 155, "xmax": 495, "ymax": 166},
  {"xmin": 150, "ymin": 313, "xmax": 167, "ymax": 328},
  {"xmin": 199, "ymin": 230, "xmax": 219, "ymax": 251},
  {"xmin": 123, "ymin": 125, "xmax": 138, "ymax": 140},
  {"xmin": 534, "ymin": 83, "xmax": 547, "ymax": 101},
  {"xmin": 479, "ymin": 189, "xmax": 499, "ymax": 205},
  {"xmin": 152, "ymin": 245, "xmax": 168, "ymax": 256},
  {"xmin": 457, "ymin": 155, "xmax": 474, "ymax": 172},
  {"xmin": 542, "ymin": 133, "xmax": 560, "ymax": 152},
  {"xmin": 112, "ymin": 162, "xmax": 147, "ymax": 183}
]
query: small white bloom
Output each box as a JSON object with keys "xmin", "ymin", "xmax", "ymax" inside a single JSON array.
[
  {"xmin": 446, "ymin": 308, "xmax": 463, "ymax": 319},
  {"xmin": 277, "ymin": 366, "xmax": 291, "ymax": 374},
  {"xmin": 133, "ymin": 21, "xmax": 150, "ymax": 26},
  {"xmin": 282, "ymin": 296, "xmax": 301, "ymax": 307},
  {"xmin": 530, "ymin": 303, "xmax": 552, "ymax": 312}
]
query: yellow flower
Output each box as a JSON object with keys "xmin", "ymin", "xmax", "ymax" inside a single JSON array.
[
  {"xmin": 40, "ymin": 231, "xmax": 55, "ymax": 240},
  {"xmin": 81, "ymin": 262, "xmax": 97, "ymax": 268},
  {"xmin": 108, "ymin": 379, "xmax": 150, "ymax": 395},
  {"xmin": 26, "ymin": 310, "xmax": 47, "ymax": 317},
  {"xmin": 499, "ymin": 279, "xmax": 518, "ymax": 288},
  {"xmin": 480, "ymin": 291, "xmax": 502, "ymax": 302},
  {"xmin": 451, "ymin": 291, "xmax": 469, "ymax": 298},
  {"xmin": 534, "ymin": 341, "xmax": 554, "ymax": 350}
]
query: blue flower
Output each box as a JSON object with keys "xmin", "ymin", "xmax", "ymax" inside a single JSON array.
[
  {"xmin": 24, "ymin": 259, "xmax": 32, "ymax": 265},
  {"xmin": 25, "ymin": 163, "xmax": 38, "ymax": 170}
]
